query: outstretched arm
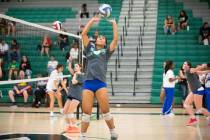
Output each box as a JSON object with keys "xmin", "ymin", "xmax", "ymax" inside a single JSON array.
[
  {"xmin": 81, "ymin": 16, "xmax": 100, "ymax": 47},
  {"xmin": 109, "ymin": 19, "xmax": 118, "ymax": 52}
]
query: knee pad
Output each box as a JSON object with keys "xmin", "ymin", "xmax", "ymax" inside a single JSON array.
[
  {"xmin": 82, "ymin": 113, "xmax": 91, "ymax": 123},
  {"xmin": 102, "ymin": 112, "xmax": 113, "ymax": 121},
  {"xmin": 183, "ymin": 104, "xmax": 190, "ymax": 109}
]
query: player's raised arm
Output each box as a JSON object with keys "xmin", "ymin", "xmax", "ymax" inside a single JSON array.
[
  {"xmin": 81, "ymin": 16, "xmax": 100, "ymax": 47},
  {"xmin": 109, "ymin": 19, "xmax": 118, "ymax": 52}
]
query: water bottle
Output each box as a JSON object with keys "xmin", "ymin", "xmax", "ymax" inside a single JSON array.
[{"xmin": 187, "ymin": 26, "xmax": 189, "ymax": 31}]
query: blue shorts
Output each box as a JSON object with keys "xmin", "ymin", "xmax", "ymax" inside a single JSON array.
[
  {"xmin": 192, "ymin": 87, "xmax": 205, "ymax": 95},
  {"xmin": 83, "ymin": 79, "xmax": 107, "ymax": 93}
]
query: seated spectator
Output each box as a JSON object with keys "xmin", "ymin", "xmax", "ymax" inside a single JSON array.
[
  {"xmin": 47, "ymin": 56, "xmax": 58, "ymax": 75},
  {"xmin": 57, "ymin": 29, "xmax": 69, "ymax": 51},
  {"xmin": 7, "ymin": 20, "xmax": 16, "ymax": 36},
  {"xmin": 32, "ymin": 74, "xmax": 47, "ymax": 108},
  {"xmin": 80, "ymin": 3, "xmax": 89, "ymax": 18},
  {"xmin": 8, "ymin": 71, "xmax": 32, "ymax": 107},
  {"xmin": 164, "ymin": 15, "xmax": 176, "ymax": 35},
  {"xmin": 41, "ymin": 34, "xmax": 52, "ymax": 57},
  {"xmin": 0, "ymin": 40, "xmax": 9, "ymax": 60},
  {"xmin": 178, "ymin": 10, "xmax": 188, "ymax": 30},
  {"xmin": 8, "ymin": 38, "xmax": 20, "ymax": 61},
  {"xmin": 90, "ymin": 29, "xmax": 99, "ymax": 43},
  {"xmin": 199, "ymin": 22, "xmax": 210, "ymax": 45},
  {"xmin": 8, "ymin": 59, "xmax": 19, "ymax": 80},
  {"xmin": 0, "ymin": 18, "xmax": 7, "ymax": 36},
  {"xmin": 70, "ymin": 42, "xmax": 79, "ymax": 61},
  {"xmin": 19, "ymin": 56, "xmax": 32, "ymax": 79}
]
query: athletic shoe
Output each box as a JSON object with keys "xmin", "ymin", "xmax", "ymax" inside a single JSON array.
[
  {"xmin": 111, "ymin": 133, "xmax": 118, "ymax": 140},
  {"xmin": 186, "ymin": 118, "xmax": 198, "ymax": 126},
  {"xmin": 60, "ymin": 109, "xmax": 64, "ymax": 114},
  {"xmin": 65, "ymin": 126, "xmax": 80, "ymax": 133},
  {"xmin": 50, "ymin": 112, "xmax": 55, "ymax": 117},
  {"xmin": 80, "ymin": 135, "xmax": 86, "ymax": 140},
  {"xmin": 166, "ymin": 112, "xmax": 175, "ymax": 118}
]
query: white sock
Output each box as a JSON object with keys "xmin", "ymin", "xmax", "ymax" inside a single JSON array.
[
  {"xmin": 81, "ymin": 133, "xmax": 86, "ymax": 137},
  {"xmin": 110, "ymin": 128, "xmax": 117, "ymax": 136}
]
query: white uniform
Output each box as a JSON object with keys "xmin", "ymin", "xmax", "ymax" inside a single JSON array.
[
  {"xmin": 46, "ymin": 69, "xmax": 63, "ymax": 92},
  {"xmin": 163, "ymin": 69, "xmax": 176, "ymax": 88}
]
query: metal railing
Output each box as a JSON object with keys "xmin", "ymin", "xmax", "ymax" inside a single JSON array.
[
  {"xmin": 110, "ymin": 71, "xmax": 115, "ymax": 96},
  {"xmin": 133, "ymin": 25, "xmax": 143, "ymax": 96}
]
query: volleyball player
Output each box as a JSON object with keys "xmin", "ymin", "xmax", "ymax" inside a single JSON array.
[
  {"xmin": 63, "ymin": 60, "xmax": 84, "ymax": 133},
  {"xmin": 46, "ymin": 64, "xmax": 66, "ymax": 117},
  {"xmin": 183, "ymin": 61, "xmax": 210, "ymax": 126},
  {"xmin": 162, "ymin": 60, "xmax": 179, "ymax": 116},
  {"xmin": 80, "ymin": 16, "xmax": 118, "ymax": 140}
]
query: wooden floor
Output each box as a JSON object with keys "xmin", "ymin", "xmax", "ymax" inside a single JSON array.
[{"xmin": 0, "ymin": 107, "xmax": 210, "ymax": 140}]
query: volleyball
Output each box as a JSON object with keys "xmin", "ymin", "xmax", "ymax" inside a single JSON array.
[
  {"xmin": 52, "ymin": 21, "xmax": 62, "ymax": 30},
  {"xmin": 98, "ymin": 4, "xmax": 112, "ymax": 18}
]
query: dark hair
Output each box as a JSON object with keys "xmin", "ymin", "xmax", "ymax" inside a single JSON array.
[
  {"xmin": 56, "ymin": 64, "xmax": 64, "ymax": 70},
  {"xmin": 185, "ymin": 61, "xmax": 192, "ymax": 68},
  {"xmin": 203, "ymin": 22, "xmax": 208, "ymax": 27},
  {"xmin": 180, "ymin": 10, "xmax": 186, "ymax": 16},
  {"xmin": 207, "ymin": 63, "xmax": 210, "ymax": 67},
  {"xmin": 12, "ymin": 38, "xmax": 17, "ymax": 44},
  {"xmin": 165, "ymin": 60, "xmax": 173, "ymax": 74}
]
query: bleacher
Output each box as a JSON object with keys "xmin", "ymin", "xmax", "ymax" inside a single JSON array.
[
  {"xmin": 150, "ymin": 0, "xmax": 210, "ymax": 104},
  {"xmin": 6, "ymin": 7, "xmax": 77, "ymax": 23}
]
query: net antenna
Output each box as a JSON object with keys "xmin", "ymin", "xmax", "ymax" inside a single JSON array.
[{"xmin": 0, "ymin": 14, "xmax": 85, "ymax": 66}]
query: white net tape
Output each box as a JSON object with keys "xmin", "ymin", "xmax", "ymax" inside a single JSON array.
[{"xmin": 0, "ymin": 75, "xmax": 71, "ymax": 85}]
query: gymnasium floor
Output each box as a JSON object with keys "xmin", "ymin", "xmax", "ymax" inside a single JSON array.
[{"xmin": 0, "ymin": 107, "xmax": 210, "ymax": 140}]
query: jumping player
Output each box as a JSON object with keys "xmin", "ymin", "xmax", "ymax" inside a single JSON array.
[
  {"xmin": 80, "ymin": 16, "xmax": 118, "ymax": 140},
  {"xmin": 183, "ymin": 61, "xmax": 210, "ymax": 126}
]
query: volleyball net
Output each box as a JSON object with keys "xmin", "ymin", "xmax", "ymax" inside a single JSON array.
[{"xmin": 0, "ymin": 14, "xmax": 84, "ymax": 96}]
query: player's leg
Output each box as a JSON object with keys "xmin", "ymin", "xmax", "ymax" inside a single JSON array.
[
  {"xmin": 81, "ymin": 90, "xmax": 94, "ymax": 138},
  {"xmin": 95, "ymin": 88, "xmax": 118, "ymax": 139},
  {"xmin": 48, "ymin": 91, "xmax": 55, "ymax": 116}
]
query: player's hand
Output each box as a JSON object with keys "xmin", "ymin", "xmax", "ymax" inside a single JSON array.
[
  {"xmin": 92, "ymin": 15, "xmax": 101, "ymax": 23},
  {"xmin": 108, "ymin": 18, "xmax": 116, "ymax": 24}
]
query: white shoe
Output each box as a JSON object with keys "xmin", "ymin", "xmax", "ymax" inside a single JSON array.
[
  {"xmin": 166, "ymin": 112, "xmax": 175, "ymax": 118},
  {"xmin": 50, "ymin": 112, "xmax": 55, "ymax": 117},
  {"xmin": 80, "ymin": 135, "xmax": 86, "ymax": 140}
]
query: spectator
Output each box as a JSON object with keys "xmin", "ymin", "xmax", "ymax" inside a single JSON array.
[
  {"xmin": 0, "ymin": 40, "xmax": 9, "ymax": 60},
  {"xmin": 199, "ymin": 22, "xmax": 210, "ymax": 45},
  {"xmin": 8, "ymin": 38, "xmax": 20, "ymax": 61},
  {"xmin": 164, "ymin": 15, "xmax": 176, "ymax": 35},
  {"xmin": 178, "ymin": 63, "xmax": 188, "ymax": 104},
  {"xmin": 80, "ymin": 3, "xmax": 89, "ymax": 18},
  {"xmin": 41, "ymin": 34, "xmax": 52, "ymax": 57},
  {"xmin": 0, "ymin": 18, "xmax": 7, "ymax": 36},
  {"xmin": 8, "ymin": 59, "xmax": 19, "ymax": 80},
  {"xmin": 69, "ymin": 42, "xmax": 79, "ymax": 61},
  {"xmin": 8, "ymin": 71, "xmax": 32, "ymax": 107},
  {"xmin": 57, "ymin": 29, "xmax": 69, "ymax": 51},
  {"xmin": 89, "ymin": 30, "xmax": 99, "ymax": 43},
  {"xmin": 32, "ymin": 74, "xmax": 47, "ymax": 108},
  {"xmin": 7, "ymin": 20, "xmax": 16, "ymax": 36},
  {"xmin": 19, "ymin": 56, "xmax": 32, "ymax": 79},
  {"xmin": 47, "ymin": 56, "xmax": 58, "ymax": 74},
  {"xmin": 178, "ymin": 10, "xmax": 188, "ymax": 30}
]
